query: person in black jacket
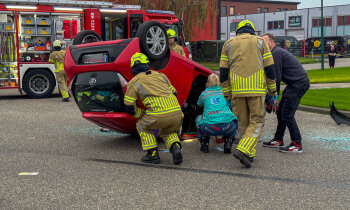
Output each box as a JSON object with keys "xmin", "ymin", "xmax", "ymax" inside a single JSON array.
[
  {"xmin": 261, "ymin": 33, "xmax": 310, "ymax": 153},
  {"xmin": 328, "ymin": 42, "xmax": 337, "ymax": 68}
]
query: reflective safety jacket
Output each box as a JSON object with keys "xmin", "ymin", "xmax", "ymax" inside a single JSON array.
[
  {"xmin": 196, "ymin": 86, "xmax": 237, "ymax": 127},
  {"xmin": 124, "ymin": 70, "xmax": 182, "ymax": 118},
  {"xmin": 49, "ymin": 50, "xmax": 66, "ymax": 72},
  {"xmin": 220, "ymin": 33, "xmax": 276, "ymax": 98},
  {"xmin": 169, "ymin": 43, "xmax": 185, "ymax": 57}
]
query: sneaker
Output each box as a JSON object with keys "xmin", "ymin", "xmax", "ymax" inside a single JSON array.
[
  {"xmin": 279, "ymin": 142, "xmax": 303, "ymax": 153},
  {"xmin": 263, "ymin": 139, "xmax": 284, "ymax": 148},
  {"xmin": 233, "ymin": 150, "xmax": 251, "ymax": 168},
  {"xmin": 170, "ymin": 143, "xmax": 183, "ymax": 165},
  {"xmin": 62, "ymin": 97, "xmax": 70, "ymax": 102},
  {"xmin": 141, "ymin": 148, "xmax": 160, "ymax": 164}
]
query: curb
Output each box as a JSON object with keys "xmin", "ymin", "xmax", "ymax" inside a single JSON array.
[{"xmin": 298, "ymin": 105, "xmax": 350, "ymax": 115}]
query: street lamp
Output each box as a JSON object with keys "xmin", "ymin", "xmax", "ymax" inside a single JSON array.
[{"xmin": 321, "ymin": 0, "xmax": 324, "ymax": 70}]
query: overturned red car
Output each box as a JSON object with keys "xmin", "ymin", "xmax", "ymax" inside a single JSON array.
[{"xmin": 64, "ymin": 21, "xmax": 212, "ymax": 134}]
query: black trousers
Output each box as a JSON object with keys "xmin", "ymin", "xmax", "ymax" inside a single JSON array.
[
  {"xmin": 328, "ymin": 55, "xmax": 336, "ymax": 68},
  {"xmin": 274, "ymin": 78, "xmax": 310, "ymax": 144}
]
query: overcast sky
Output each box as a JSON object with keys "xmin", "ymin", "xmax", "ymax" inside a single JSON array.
[{"xmin": 285, "ymin": 0, "xmax": 350, "ymax": 9}]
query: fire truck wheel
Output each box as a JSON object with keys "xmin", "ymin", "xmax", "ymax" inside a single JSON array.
[
  {"xmin": 73, "ymin": 30, "xmax": 102, "ymax": 45},
  {"xmin": 23, "ymin": 69, "xmax": 56, "ymax": 98},
  {"xmin": 136, "ymin": 21, "xmax": 169, "ymax": 60}
]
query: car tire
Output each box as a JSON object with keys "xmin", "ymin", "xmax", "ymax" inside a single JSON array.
[
  {"xmin": 136, "ymin": 21, "xmax": 169, "ymax": 60},
  {"xmin": 73, "ymin": 30, "xmax": 102, "ymax": 45},
  {"xmin": 23, "ymin": 69, "xmax": 56, "ymax": 98}
]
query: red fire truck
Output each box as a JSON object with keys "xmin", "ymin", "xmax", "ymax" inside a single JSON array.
[{"xmin": 0, "ymin": 0, "xmax": 188, "ymax": 98}]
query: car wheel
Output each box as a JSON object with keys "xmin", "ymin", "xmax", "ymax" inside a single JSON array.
[
  {"xmin": 73, "ymin": 30, "xmax": 102, "ymax": 45},
  {"xmin": 136, "ymin": 21, "xmax": 169, "ymax": 60},
  {"xmin": 23, "ymin": 69, "xmax": 56, "ymax": 98}
]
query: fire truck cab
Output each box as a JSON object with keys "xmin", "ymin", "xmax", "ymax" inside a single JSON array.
[{"xmin": 0, "ymin": 0, "xmax": 187, "ymax": 98}]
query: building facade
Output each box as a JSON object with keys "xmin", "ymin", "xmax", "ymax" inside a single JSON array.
[
  {"xmin": 221, "ymin": 4, "xmax": 350, "ymax": 40},
  {"xmin": 221, "ymin": 0, "xmax": 299, "ymax": 16}
]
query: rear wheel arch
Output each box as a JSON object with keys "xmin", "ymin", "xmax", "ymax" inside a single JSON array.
[{"xmin": 181, "ymin": 74, "xmax": 208, "ymax": 133}]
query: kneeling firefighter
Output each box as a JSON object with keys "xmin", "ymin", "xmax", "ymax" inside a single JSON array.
[
  {"xmin": 124, "ymin": 52, "xmax": 183, "ymax": 165},
  {"xmin": 49, "ymin": 40, "xmax": 69, "ymax": 102}
]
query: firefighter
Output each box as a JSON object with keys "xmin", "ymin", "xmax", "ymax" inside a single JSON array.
[
  {"xmin": 167, "ymin": 29, "xmax": 186, "ymax": 57},
  {"xmin": 49, "ymin": 40, "xmax": 69, "ymax": 102},
  {"xmin": 220, "ymin": 20, "xmax": 277, "ymax": 168},
  {"xmin": 124, "ymin": 52, "xmax": 183, "ymax": 165}
]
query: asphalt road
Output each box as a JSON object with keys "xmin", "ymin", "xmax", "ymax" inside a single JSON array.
[{"xmin": 1, "ymin": 89, "xmax": 349, "ymax": 209}]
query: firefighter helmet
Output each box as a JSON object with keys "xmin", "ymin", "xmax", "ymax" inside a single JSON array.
[
  {"xmin": 53, "ymin": 40, "xmax": 62, "ymax": 47},
  {"xmin": 130, "ymin": 52, "xmax": 149, "ymax": 67},
  {"xmin": 236, "ymin": 20, "xmax": 255, "ymax": 33},
  {"xmin": 167, "ymin": 29, "xmax": 176, "ymax": 38}
]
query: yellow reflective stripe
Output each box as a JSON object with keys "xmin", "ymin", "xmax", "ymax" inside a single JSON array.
[
  {"xmin": 263, "ymin": 52, "xmax": 272, "ymax": 57},
  {"xmin": 135, "ymin": 108, "xmax": 142, "ymax": 118},
  {"xmin": 263, "ymin": 55, "xmax": 272, "ymax": 60},
  {"xmin": 267, "ymin": 84, "xmax": 276, "ymax": 89},
  {"xmin": 124, "ymin": 98, "xmax": 135, "ymax": 103},
  {"xmin": 125, "ymin": 96, "xmax": 136, "ymax": 102},
  {"xmin": 48, "ymin": 59, "xmax": 55, "ymax": 64},
  {"xmin": 231, "ymin": 90, "xmax": 266, "ymax": 94},
  {"xmin": 222, "ymin": 87, "xmax": 230, "ymax": 92},
  {"xmin": 221, "ymin": 55, "xmax": 228, "ymax": 59},
  {"xmin": 146, "ymin": 107, "xmax": 181, "ymax": 115},
  {"xmin": 169, "ymin": 86, "xmax": 175, "ymax": 91}
]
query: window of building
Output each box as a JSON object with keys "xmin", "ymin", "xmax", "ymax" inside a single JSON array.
[
  {"xmin": 312, "ymin": 18, "xmax": 332, "ymax": 27},
  {"xmin": 229, "ymin": 6, "xmax": 235, "ymax": 16},
  {"xmin": 268, "ymin": 20, "xmax": 284, "ymax": 30},
  {"xmin": 264, "ymin": 8, "xmax": 269, "ymax": 13},
  {"xmin": 337, "ymin": 16, "xmax": 350, "ymax": 36},
  {"xmin": 222, "ymin": 6, "xmax": 227, "ymax": 16},
  {"xmin": 312, "ymin": 17, "xmax": 332, "ymax": 37},
  {"xmin": 289, "ymin": 16, "xmax": 302, "ymax": 27},
  {"xmin": 276, "ymin": 8, "xmax": 281, "ymax": 12},
  {"xmin": 284, "ymin": 8, "xmax": 288, "ymax": 11},
  {"xmin": 257, "ymin": 7, "xmax": 262, "ymax": 14},
  {"xmin": 338, "ymin": 16, "xmax": 350, "ymax": 25}
]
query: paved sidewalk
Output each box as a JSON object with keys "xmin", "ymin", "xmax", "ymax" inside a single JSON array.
[
  {"xmin": 281, "ymin": 82, "xmax": 350, "ymax": 90},
  {"xmin": 303, "ymin": 57, "xmax": 350, "ymax": 70}
]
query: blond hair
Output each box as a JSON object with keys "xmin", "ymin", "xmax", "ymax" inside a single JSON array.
[{"xmin": 206, "ymin": 73, "xmax": 220, "ymax": 88}]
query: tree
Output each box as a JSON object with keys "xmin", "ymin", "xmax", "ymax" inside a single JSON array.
[{"xmin": 109, "ymin": 0, "xmax": 217, "ymax": 40}]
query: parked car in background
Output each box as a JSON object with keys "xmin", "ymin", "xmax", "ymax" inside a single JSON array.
[
  {"xmin": 305, "ymin": 36, "xmax": 348, "ymax": 57},
  {"xmin": 275, "ymin": 36, "xmax": 303, "ymax": 57},
  {"xmin": 64, "ymin": 21, "xmax": 212, "ymax": 134}
]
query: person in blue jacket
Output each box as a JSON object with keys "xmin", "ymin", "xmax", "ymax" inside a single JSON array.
[{"xmin": 196, "ymin": 73, "xmax": 238, "ymax": 153}]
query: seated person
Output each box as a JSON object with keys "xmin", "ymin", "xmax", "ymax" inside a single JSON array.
[{"xmin": 196, "ymin": 73, "xmax": 238, "ymax": 153}]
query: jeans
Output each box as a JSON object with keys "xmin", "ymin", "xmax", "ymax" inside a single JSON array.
[
  {"xmin": 274, "ymin": 78, "xmax": 310, "ymax": 144},
  {"xmin": 328, "ymin": 55, "xmax": 336, "ymax": 68},
  {"xmin": 198, "ymin": 120, "xmax": 238, "ymax": 138}
]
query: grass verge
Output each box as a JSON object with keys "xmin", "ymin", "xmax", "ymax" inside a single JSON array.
[
  {"xmin": 307, "ymin": 67, "xmax": 350, "ymax": 83},
  {"xmin": 296, "ymin": 57, "xmax": 320, "ymax": 64},
  {"xmin": 300, "ymin": 88, "xmax": 350, "ymax": 111}
]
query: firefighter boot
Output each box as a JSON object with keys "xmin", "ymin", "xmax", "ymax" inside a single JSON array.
[
  {"xmin": 141, "ymin": 148, "xmax": 160, "ymax": 164},
  {"xmin": 224, "ymin": 136, "xmax": 234, "ymax": 154},
  {"xmin": 233, "ymin": 150, "xmax": 251, "ymax": 168},
  {"xmin": 170, "ymin": 142, "xmax": 183, "ymax": 165},
  {"xmin": 199, "ymin": 136, "xmax": 210, "ymax": 153}
]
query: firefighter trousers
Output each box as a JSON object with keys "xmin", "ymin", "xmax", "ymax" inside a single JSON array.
[
  {"xmin": 55, "ymin": 70, "xmax": 69, "ymax": 99},
  {"xmin": 232, "ymin": 96, "xmax": 265, "ymax": 157},
  {"xmin": 136, "ymin": 112, "xmax": 182, "ymax": 151}
]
